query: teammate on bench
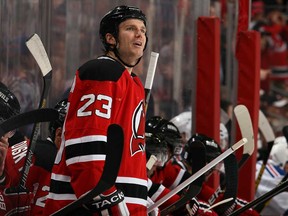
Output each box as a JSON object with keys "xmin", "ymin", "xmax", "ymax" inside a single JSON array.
[{"xmin": 0, "ymin": 92, "xmax": 68, "ymax": 215}]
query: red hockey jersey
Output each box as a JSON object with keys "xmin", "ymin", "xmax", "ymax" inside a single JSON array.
[
  {"xmin": 44, "ymin": 57, "xmax": 148, "ymax": 215},
  {"xmin": 3, "ymin": 138, "xmax": 57, "ymax": 215}
]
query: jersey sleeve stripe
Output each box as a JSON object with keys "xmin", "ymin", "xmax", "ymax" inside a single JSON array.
[
  {"xmin": 48, "ymin": 192, "xmax": 77, "ymax": 201},
  {"xmin": 170, "ymin": 168, "xmax": 185, "ymax": 190},
  {"xmin": 65, "ymin": 135, "xmax": 107, "ymax": 146},
  {"xmin": 125, "ymin": 197, "xmax": 148, "ymax": 207},
  {"xmin": 116, "ymin": 182, "xmax": 147, "ymax": 202},
  {"xmin": 66, "ymin": 154, "xmax": 106, "ymax": 166},
  {"xmin": 51, "ymin": 173, "xmax": 71, "ymax": 182},
  {"xmin": 116, "ymin": 177, "xmax": 147, "ymax": 186},
  {"xmin": 49, "ymin": 178, "xmax": 75, "ymax": 195},
  {"xmin": 150, "ymin": 184, "xmax": 165, "ymax": 201},
  {"xmin": 65, "ymin": 141, "xmax": 106, "ymax": 160}
]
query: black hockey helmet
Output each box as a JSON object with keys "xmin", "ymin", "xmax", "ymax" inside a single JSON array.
[
  {"xmin": 0, "ymin": 82, "xmax": 20, "ymax": 124},
  {"xmin": 188, "ymin": 133, "xmax": 222, "ymax": 163},
  {"xmin": 49, "ymin": 99, "xmax": 68, "ymax": 140},
  {"xmin": 145, "ymin": 133, "xmax": 169, "ymax": 167},
  {"xmin": 99, "ymin": 5, "xmax": 147, "ymax": 52},
  {"xmin": 146, "ymin": 116, "xmax": 181, "ymax": 138},
  {"xmin": 146, "ymin": 116, "xmax": 182, "ymax": 154}
]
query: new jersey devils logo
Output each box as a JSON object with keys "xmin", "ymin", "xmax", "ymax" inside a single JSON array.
[{"xmin": 130, "ymin": 100, "xmax": 145, "ymax": 156}]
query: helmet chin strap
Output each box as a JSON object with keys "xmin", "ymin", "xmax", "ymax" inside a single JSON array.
[{"xmin": 113, "ymin": 46, "xmax": 142, "ymax": 68}]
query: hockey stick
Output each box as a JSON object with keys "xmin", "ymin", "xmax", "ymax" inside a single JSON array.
[
  {"xmin": 0, "ymin": 109, "xmax": 58, "ymax": 138},
  {"xmin": 213, "ymin": 153, "xmax": 238, "ymax": 214},
  {"xmin": 204, "ymin": 197, "xmax": 234, "ymax": 213},
  {"xmin": 51, "ymin": 124, "xmax": 124, "ymax": 216},
  {"xmin": 146, "ymin": 154, "xmax": 157, "ymax": 170},
  {"xmin": 234, "ymin": 105, "xmax": 255, "ymax": 169},
  {"xmin": 144, "ymin": 51, "xmax": 159, "ymax": 110},
  {"xmin": 229, "ymin": 173, "xmax": 288, "ymax": 216},
  {"xmin": 147, "ymin": 138, "xmax": 248, "ymax": 213},
  {"xmin": 19, "ymin": 33, "xmax": 52, "ymax": 190},
  {"xmin": 253, "ymin": 170, "xmax": 288, "ymax": 213},
  {"xmin": 255, "ymin": 110, "xmax": 276, "ymax": 192},
  {"xmin": 160, "ymin": 140, "xmax": 206, "ymax": 215}
]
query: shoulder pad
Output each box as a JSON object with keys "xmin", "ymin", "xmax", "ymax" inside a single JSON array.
[{"xmin": 78, "ymin": 57, "xmax": 125, "ymax": 81}]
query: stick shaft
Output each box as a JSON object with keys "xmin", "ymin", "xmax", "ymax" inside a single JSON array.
[
  {"xmin": 148, "ymin": 138, "xmax": 247, "ymax": 212},
  {"xmin": 144, "ymin": 52, "xmax": 159, "ymax": 108}
]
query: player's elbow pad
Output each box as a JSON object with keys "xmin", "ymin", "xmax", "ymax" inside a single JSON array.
[{"xmin": 83, "ymin": 189, "xmax": 130, "ymax": 215}]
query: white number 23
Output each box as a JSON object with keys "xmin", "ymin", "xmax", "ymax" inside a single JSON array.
[{"xmin": 77, "ymin": 94, "xmax": 112, "ymax": 119}]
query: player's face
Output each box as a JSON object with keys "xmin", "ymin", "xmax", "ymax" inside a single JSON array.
[{"xmin": 117, "ymin": 19, "xmax": 146, "ymax": 65}]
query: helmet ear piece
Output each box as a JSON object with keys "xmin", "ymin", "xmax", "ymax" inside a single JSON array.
[{"xmin": 49, "ymin": 99, "xmax": 68, "ymax": 140}]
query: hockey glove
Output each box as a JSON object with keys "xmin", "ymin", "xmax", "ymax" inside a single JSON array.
[
  {"xmin": 172, "ymin": 197, "xmax": 199, "ymax": 216},
  {"xmin": 83, "ymin": 189, "xmax": 129, "ymax": 216},
  {"xmin": 0, "ymin": 187, "xmax": 33, "ymax": 216}
]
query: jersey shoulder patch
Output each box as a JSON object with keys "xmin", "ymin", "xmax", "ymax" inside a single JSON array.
[{"xmin": 78, "ymin": 57, "xmax": 126, "ymax": 81}]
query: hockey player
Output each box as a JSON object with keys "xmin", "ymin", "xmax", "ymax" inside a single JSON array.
[
  {"xmin": 44, "ymin": 5, "xmax": 148, "ymax": 216},
  {"xmin": 146, "ymin": 115, "xmax": 189, "ymax": 170},
  {"xmin": 0, "ymin": 82, "xmax": 24, "ymax": 146},
  {"xmin": 187, "ymin": 134, "xmax": 260, "ymax": 216},
  {"xmin": 145, "ymin": 116, "xmax": 218, "ymax": 215},
  {"xmin": 0, "ymin": 82, "xmax": 20, "ymax": 178},
  {"xmin": 255, "ymin": 135, "xmax": 288, "ymax": 215},
  {"xmin": 0, "ymin": 96, "xmax": 68, "ymax": 215},
  {"xmin": 170, "ymin": 111, "xmax": 230, "ymax": 152},
  {"xmin": 170, "ymin": 111, "xmax": 192, "ymax": 145},
  {"xmin": 27, "ymin": 98, "xmax": 68, "ymax": 215},
  {"xmin": 0, "ymin": 82, "xmax": 33, "ymax": 215}
]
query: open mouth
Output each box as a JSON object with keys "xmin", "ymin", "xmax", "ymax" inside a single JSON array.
[{"xmin": 133, "ymin": 41, "xmax": 143, "ymax": 47}]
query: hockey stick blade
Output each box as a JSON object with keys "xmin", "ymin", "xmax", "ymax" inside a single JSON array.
[
  {"xmin": 26, "ymin": 33, "xmax": 52, "ymax": 109},
  {"xmin": 229, "ymin": 173, "xmax": 288, "ymax": 216},
  {"xmin": 26, "ymin": 33, "xmax": 52, "ymax": 77},
  {"xmin": 160, "ymin": 140, "xmax": 206, "ymax": 215},
  {"xmin": 146, "ymin": 155, "xmax": 157, "ymax": 170},
  {"xmin": 234, "ymin": 105, "xmax": 255, "ymax": 168},
  {"xmin": 145, "ymin": 52, "xmax": 159, "ymax": 108},
  {"xmin": 51, "ymin": 124, "xmax": 124, "ymax": 216},
  {"xmin": 258, "ymin": 110, "xmax": 275, "ymax": 144},
  {"xmin": 0, "ymin": 109, "xmax": 59, "ymax": 137},
  {"xmin": 255, "ymin": 110, "xmax": 276, "ymax": 192},
  {"xmin": 19, "ymin": 34, "xmax": 53, "ymax": 190},
  {"xmin": 148, "ymin": 138, "xmax": 248, "ymax": 213}
]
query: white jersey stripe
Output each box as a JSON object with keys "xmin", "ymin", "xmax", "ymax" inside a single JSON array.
[
  {"xmin": 125, "ymin": 197, "xmax": 147, "ymax": 207},
  {"xmin": 170, "ymin": 168, "xmax": 185, "ymax": 190},
  {"xmin": 151, "ymin": 184, "xmax": 165, "ymax": 201},
  {"xmin": 116, "ymin": 176, "xmax": 147, "ymax": 187},
  {"xmin": 47, "ymin": 192, "xmax": 77, "ymax": 201},
  {"xmin": 51, "ymin": 173, "xmax": 71, "ymax": 182},
  {"xmin": 65, "ymin": 135, "xmax": 107, "ymax": 146},
  {"xmin": 66, "ymin": 154, "xmax": 106, "ymax": 166}
]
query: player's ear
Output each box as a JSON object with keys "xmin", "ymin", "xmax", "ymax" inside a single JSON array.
[
  {"xmin": 55, "ymin": 128, "xmax": 62, "ymax": 137},
  {"xmin": 54, "ymin": 127, "xmax": 63, "ymax": 149},
  {"xmin": 105, "ymin": 33, "xmax": 116, "ymax": 46}
]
